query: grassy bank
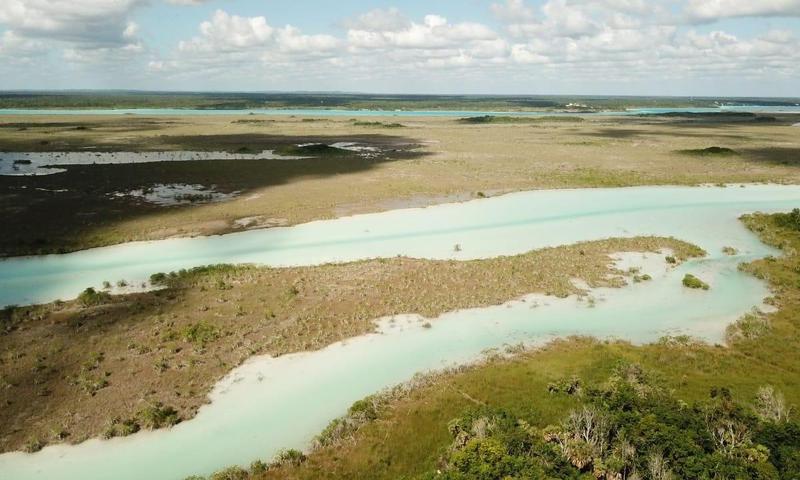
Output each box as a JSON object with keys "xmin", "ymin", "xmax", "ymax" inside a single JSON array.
[
  {"xmin": 219, "ymin": 211, "xmax": 800, "ymax": 480},
  {"xmin": 0, "ymin": 237, "xmax": 700, "ymax": 453},
  {"xmin": 2, "ymin": 114, "xmax": 800, "ymax": 256}
]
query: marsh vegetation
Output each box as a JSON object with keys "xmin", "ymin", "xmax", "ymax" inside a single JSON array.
[
  {"xmin": 246, "ymin": 212, "xmax": 800, "ymax": 480},
  {"xmin": 682, "ymin": 274, "xmax": 710, "ymax": 290},
  {"xmin": 2, "ymin": 114, "xmax": 800, "ymax": 256},
  {"xmin": 0, "ymin": 237, "xmax": 699, "ymax": 453}
]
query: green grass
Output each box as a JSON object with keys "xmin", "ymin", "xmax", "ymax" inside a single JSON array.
[
  {"xmin": 683, "ymin": 273, "xmax": 710, "ymax": 290},
  {"xmin": 233, "ymin": 211, "xmax": 800, "ymax": 480}
]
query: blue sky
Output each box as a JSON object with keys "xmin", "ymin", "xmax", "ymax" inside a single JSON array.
[{"xmin": 1, "ymin": 0, "xmax": 799, "ymax": 96}]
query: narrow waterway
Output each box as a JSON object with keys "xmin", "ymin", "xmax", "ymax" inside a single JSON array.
[{"xmin": 0, "ymin": 184, "xmax": 798, "ymax": 480}]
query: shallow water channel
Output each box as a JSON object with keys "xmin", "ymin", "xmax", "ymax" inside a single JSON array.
[
  {"xmin": 1, "ymin": 184, "xmax": 799, "ymax": 479},
  {"xmin": 0, "ymin": 150, "xmax": 305, "ymax": 175}
]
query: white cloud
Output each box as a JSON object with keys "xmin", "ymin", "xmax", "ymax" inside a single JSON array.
[
  {"xmin": 183, "ymin": 10, "xmax": 274, "ymax": 51},
  {"xmin": 0, "ymin": 0, "xmax": 146, "ymax": 69},
  {"xmin": 510, "ymin": 44, "xmax": 549, "ymax": 64},
  {"xmin": 0, "ymin": 30, "xmax": 47, "ymax": 58},
  {"xmin": 178, "ymin": 10, "xmax": 339, "ymax": 55},
  {"xmin": 0, "ymin": 0, "xmax": 144, "ymax": 46},
  {"xmin": 148, "ymin": 3, "xmax": 799, "ymax": 89},
  {"xmin": 276, "ymin": 25, "xmax": 340, "ymax": 53},
  {"xmin": 167, "ymin": 0, "xmax": 208, "ymax": 5},
  {"xmin": 344, "ymin": 7, "xmax": 410, "ymax": 32},
  {"xmin": 347, "ymin": 14, "xmax": 496, "ymax": 50},
  {"xmin": 123, "ymin": 21, "xmax": 139, "ymax": 39},
  {"xmin": 686, "ymin": 0, "xmax": 800, "ymax": 22},
  {"xmin": 541, "ymin": 0, "xmax": 601, "ymax": 37},
  {"xmin": 4, "ymin": 1, "xmax": 796, "ymax": 94},
  {"xmin": 491, "ymin": 0, "xmax": 536, "ymax": 23}
]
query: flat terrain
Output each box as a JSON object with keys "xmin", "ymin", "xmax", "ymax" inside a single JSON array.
[
  {"xmin": 2, "ymin": 111, "xmax": 800, "ymax": 478},
  {"xmin": 0, "ymin": 236, "xmax": 700, "ymax": 453},
  {"xmin": 1, "ymin": 113, "xmax": 799, "ymax": 256},
  {"xmin": 251, "ymin": 212, "xmax": 800, "ymax": 479}
]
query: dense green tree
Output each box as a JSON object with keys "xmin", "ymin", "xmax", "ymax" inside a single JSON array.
[{"xmin": 426, "ymin": 363, "xmax": 797, "ymax": 480}]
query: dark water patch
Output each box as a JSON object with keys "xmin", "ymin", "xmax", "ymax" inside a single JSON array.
[
  {"xmin": 0, "ymin": 134, "xmax": 429, "ymax": 256},
  {"xmin": 676, "ymin": 146, "xmax": 739, "ymax": 157},
  {"xmin": 458, "ymin": 115, "xmax": 585, "ymax": 124}
]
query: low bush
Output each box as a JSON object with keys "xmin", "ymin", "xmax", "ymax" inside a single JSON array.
[
  {"xmin": 209, "ymin": 466, "xmax": 248, "ymax": 480},
  {"xmin": 774, "ymin": 208, "xmax": 800, "ymax": 232},
  {"xmin": 182, "ymin": 322, "xmax": 220, "ymax": 346},
  {"xmin": 137, "ymin": 403, "xmax": 180, "ymax": 429},
  {"xmin": 274, "ymin": 449, "xmax": 307, "ymax": 467},
  {"xmin": 726, "ymin": 310, "xmax": 770, "ymax": 342},
  {"xmin": 24, "ymin": 437, "xmax": 45, "ymax": 453},
  {"xmin": 314, "ymin": 396, "xmax": 383, "ymax": 448},
  {"xmin": 77, "ymin": 287, "xmax": 111, "ymax": 307},
  {"xmin": 683, "ymin": 273, "xmax": 710, "ymax": 290}
]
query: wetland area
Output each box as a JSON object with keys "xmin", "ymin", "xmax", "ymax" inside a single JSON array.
[{"xmin": 1, "ymin": 97, "xmax": 800, "ymax": 480}]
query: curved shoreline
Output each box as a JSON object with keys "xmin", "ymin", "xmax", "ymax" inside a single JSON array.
[
  {"xmin": 0, "ymin": 243, "xmax": 773, "ymax": 479},
  {"xmin": 1, "ymin": 183, "xmax": 799, "ymax": 308}
]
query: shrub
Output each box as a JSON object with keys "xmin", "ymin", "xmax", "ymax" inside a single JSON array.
[
  {"xmin": 274, "ymin": 449, "xmax": 307, "ymax": 467},
  {"xmin": 249, "ymin": 460, "xmax": 268, "ymax": 474},
  {"xmin": 72, "ymin": 371, "xmax": 109, "ymax": 396},
  {"xmin": 682, "ymin": 274, "xmax": 710, "ymax": 290},
  {"xmin": 149, "ymin": 272, "xmax": 168, "ymax": 286},
  {"xmin": 137, "ymin": 403, "xmax": 180, "ymax": 429},
  {"xmin": 726, "ymin": 311, "xmax": 769, "ymax": 341},
  {"xmin": 77, "ymin": 287, "xmax": 111, "ymax": 307},
  {"xmin": 547, "ymin": 375, "xmax": 582, "ymax": 395},
  {"xmin": 754, "ymin": 386, "xmax": 791, "ymax": 423},
  {"xmin": 24, "ymin": 437, "xmax": 45, "ymax": 453},
  {"xmin": 774, "ymin": 208, "xmax": 800, "ymax": 231},
  {"xmin": 182, "ymin": 322, "xmax": 220, "ymax": 346},
  {"xmin": 314, "ymin": 396, "xmax": 382, "ymax": 447},
  {"xmin": 82, "ymin": 351, "xmax": 104, "ymax": 371},
  {"xmin": 209, "ymin": 466, "xmax": 248, "ymax": 480}
]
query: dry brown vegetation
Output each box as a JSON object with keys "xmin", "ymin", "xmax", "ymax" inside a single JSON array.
[
  {"xmin": 0, "ymin": 236, "xmax": 701, "ymax": 453},
  {"xmin": 248, "ymin": 213, "xmax": 800, "ymax": 480},
  {"xmin": 1, "ymin": 114, "xmax": 799, "ymax": 255}
]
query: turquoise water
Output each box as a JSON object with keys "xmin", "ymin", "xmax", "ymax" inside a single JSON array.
[
  {"xmin": 1, "ymin": 184, "xmax": 799, "ymax": 480},
  {"xmin": 1, "ymin": 184, "xmax": 799, "ymax": 308},
  {"xmin": 1, "ymin": 105, "xmax": 799, "ymax": 116}
]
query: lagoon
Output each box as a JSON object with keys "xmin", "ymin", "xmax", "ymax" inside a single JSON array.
[
  {"xmin": 1, "ymin": 184, "xmax": 798, "ymax": 479},
  {"xmin": 1, "ymin": 184, "xmax": 800, "ymax": 308}
]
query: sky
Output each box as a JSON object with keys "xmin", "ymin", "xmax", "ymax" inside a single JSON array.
[{"xmin": 0, "ymin": 0, "xmax": 799, "ymax": 96}]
